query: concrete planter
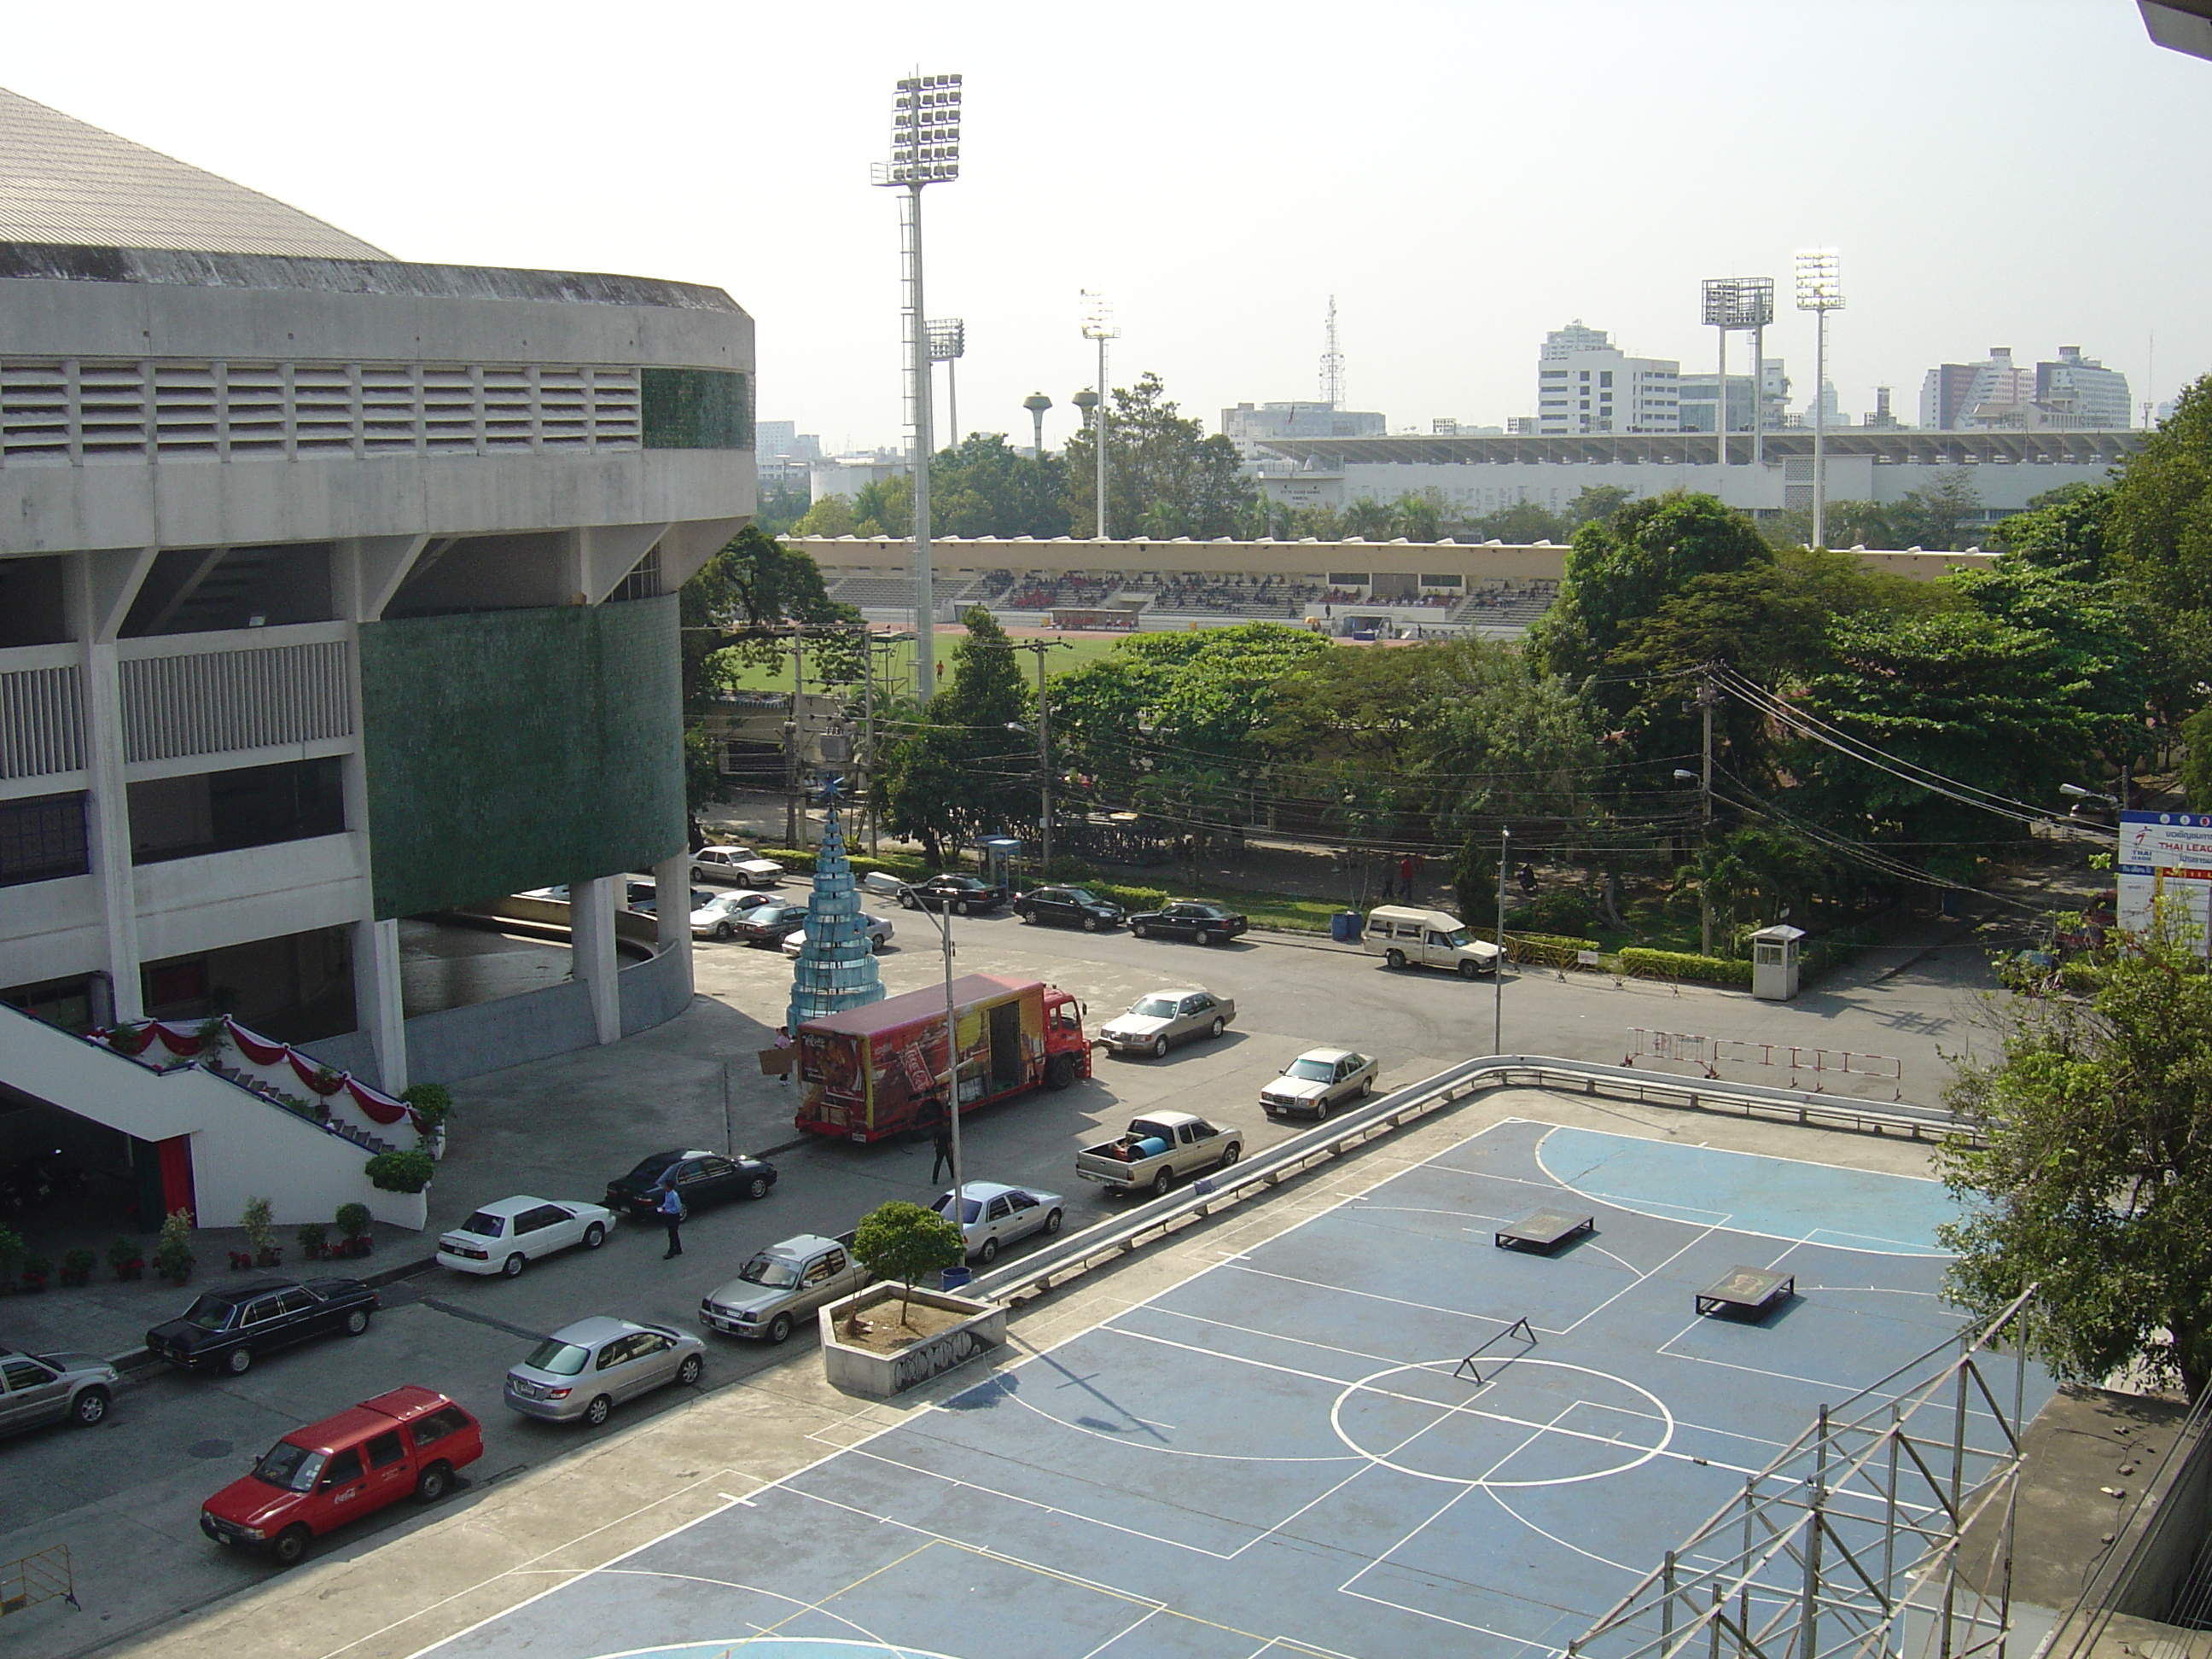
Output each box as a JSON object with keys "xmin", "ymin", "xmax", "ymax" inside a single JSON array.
[{"xmin": 818, "ymin": 1284, "xmax": 1006, "ymax": 1399}]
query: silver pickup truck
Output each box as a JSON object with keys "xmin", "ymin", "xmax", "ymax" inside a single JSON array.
[
  {"xmin": 698, "ymin": 1232, "xmax": 869, "ymax": 1344},
  {"xmin": 1074, "ymin": 1110, "xmax": 1244, "ymax": 1198}
]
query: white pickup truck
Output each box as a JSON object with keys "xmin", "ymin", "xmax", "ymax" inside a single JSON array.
[
  {"xmin": 1074, "ymin": 1110, "xmax": 1244, "ymax": 1198},
  {"xmin": 698, "ymin": 1231, "xmax": 869, "ymax": 1344}
]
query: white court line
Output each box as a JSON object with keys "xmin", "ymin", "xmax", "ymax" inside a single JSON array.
[
  {"xmin": 1078, "ymin": 1604, "xmax": 1167, "ymax": 1659},
  {"xmin": 1482, "ymin": 1485, "xmax": 1650, "ymax": 1575},
  {"xmin": 590, "ymin": 1566, "xmax": 918, "ymax": 1655},
  {"xmin": 1224, "ymin": 1260, "xmax": 1578, "ymax": 1335}
]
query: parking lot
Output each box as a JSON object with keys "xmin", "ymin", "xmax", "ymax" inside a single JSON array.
[{"xmin": 0, "ymin": 900, "xmax": 1989, "ymax": 1659}]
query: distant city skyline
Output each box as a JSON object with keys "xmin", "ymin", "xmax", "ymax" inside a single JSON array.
[{"xmin": 3, "ymin": 0, "xmax": 2203, "ymax": 455}]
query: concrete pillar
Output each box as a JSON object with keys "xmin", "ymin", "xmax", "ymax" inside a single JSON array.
[
  {"xmin": 67, "ymin": 550, "xmax": 157, "ymax": 1025},
  {"xmin": 653, "ymin": 853, "xmax": 694, "ymax": 992},
  {"xmin": 352, "ymin": 918, "xmax": 408, "ymax": 1092},
  {"xmin": 569, "ymin": 876, "xmax": 621, "ymax": 1045}
]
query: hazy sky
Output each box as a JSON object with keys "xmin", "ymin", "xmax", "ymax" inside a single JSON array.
[{"xmin": 3, "ymin": 0, "xmax": 2204, "ymax": 454}]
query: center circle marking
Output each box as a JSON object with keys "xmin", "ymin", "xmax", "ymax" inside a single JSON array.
[{"xmin": 1329, "ymin": 1358, "xmax": 1674, "ymax": 1487}]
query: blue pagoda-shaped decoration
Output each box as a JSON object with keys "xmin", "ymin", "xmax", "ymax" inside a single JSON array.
[{"xmin": 786, "ymin": 780, "xmax": 885, "ymax": 1034}]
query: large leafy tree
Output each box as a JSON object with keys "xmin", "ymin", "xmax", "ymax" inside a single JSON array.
[
  {"xmin": 1062, "ymin": 372, "xmax": 1254, "ymax": 538},
  {"xmin": 930, "ymin": 433, "xmax": 1071, "ymax": 539},
  {"xmin": 1940, "ymin": 921, "xmax": 2212, "ymax": 1400},
  {"xmin": 1888, "ymin": 467, "xmax": 1984, "ymax": 551},
  {"xmin": 873, "ymin": 608, "xmax": 1033, "ymax": 864}
]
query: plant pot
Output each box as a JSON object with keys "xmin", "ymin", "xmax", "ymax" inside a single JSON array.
[
  {"xmin": 229, "ymin": 1251, "xmax": 253, "ymax": 1270},
  {"xmin": 818, "ymin": 1284, "xmax": 1006, "ymax": 1400}
]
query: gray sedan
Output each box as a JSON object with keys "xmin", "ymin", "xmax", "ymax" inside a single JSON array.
[
  {"xmin": 1097, "ymin": 988, "xmax": 1237, "ymax": 1058},
  {"xmin": 0, "ymin": 1344, "xmax": 118, "ymax": 1435},
  {"xmin": 1260, "ymin": 1048, "xmax": 1381, "ymax": 1120},
  {"xmin": 929, "ymin": 1182, "xmax": 1067, "ymax": 1264},
  {"xmin": 503, "ymin": 1316, "xmax": 704, "ymax": 1428}
]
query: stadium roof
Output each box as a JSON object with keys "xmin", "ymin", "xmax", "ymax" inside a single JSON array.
[
  {"xmin": 0, "ymin": 85, "xmax": 390, "ymax": 259},
  {"xmin": 1255, "ymin": 428, "xmax": 2147, "ymax": 469}
]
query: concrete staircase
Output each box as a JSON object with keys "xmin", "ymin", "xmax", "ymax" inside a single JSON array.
[{"xmin": 0, "ymin": 1004, "xmax": 428, "ymax": 1230}]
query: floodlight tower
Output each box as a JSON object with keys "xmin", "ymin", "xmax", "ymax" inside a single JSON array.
[
  {"xmin": 1699, "ymin": 277, "xmax": 1774, "ymax": 468},
  {"xmin": 928, "ymin": 317, "xmax": 966, "ymax": 449},
  {"xmin": 1080, "ymin": 292, "xmax": 1119, "ymax": 539},
  {"xmin": 872, "ymin": 72, "xmax": 963, "ymax": 703},
  {"xmin": 1022, "ymin": 393, "xmax": 1051, "ymax": 458},
  {"xmin": 1793, "ymin": 249, "xmax": 1844, "ymax": 547}
]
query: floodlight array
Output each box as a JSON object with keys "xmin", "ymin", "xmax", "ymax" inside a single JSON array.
[
  {"xmin": 1701, "ymin": 276, "xmax": 1774, "ymax": 330},
  {"xmin": 927, "ymin": 317, "xmax": 966, "ymax": 361},
  {"xmin": 1794, "ymin": 247, "xmax": 1844, "ymax": 311},
  {"xmin": 883, "ymin": 73, "xmax": 963, "ymax": 185}
]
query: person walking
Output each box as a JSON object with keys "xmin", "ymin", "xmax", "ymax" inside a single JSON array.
[
  {"xmin": 929, "ymin": 1118, "xmax": 954, "ymax": 1185},
  {"xmin": 1399, "ymin": 853, "xmax": 1416, "ymax": 899},
  {"xmin": 773, "ymin": 1024, "xmax": 794, "ymax": 1086},
  {"xmin": 655, "ymin": 1181, "xmax": 684, "ymax": 1259}
]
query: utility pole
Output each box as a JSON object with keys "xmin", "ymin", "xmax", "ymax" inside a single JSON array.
[
  {"xmin": 1034, "ymin": 649, "xmax": 1054, "ymax": 873},
  {"xmin": 1699, "ymin": 671, "xmax": 1718, "ymax": 956},
  {"xmin": 1494, "ymin": 826, "xmax": 1511, "ymax": 1055},
  {"xmin": 786, "ymin": 627, "xmax": 808, "ymax": 847}
]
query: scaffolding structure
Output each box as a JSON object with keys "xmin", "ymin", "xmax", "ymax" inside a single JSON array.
[{"xmin": 1569, "ymin": 1289, "xmax": 2036, "ymax": 1659}]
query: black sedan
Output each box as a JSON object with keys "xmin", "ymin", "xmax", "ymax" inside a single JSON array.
[
  {"xmin": 145, "ymin": 1277, "xmax": 379, "ymax": 1376},
  {"xmin": 735, "ymin": 901, "xmax": 811, "ymax": 945},
  {"xmin": 603, "ymin": 1149, "xmax": 777, "ymax": 1220},
  {"xmin": 1015, "ymin": 886, "xmax": 1125, "ymax": 932},
  {"xmin": 899, "ymin": 875, "xmax": 1009, "ymax": 915},
  {"xmin": 1128, "ymin": 900, "xmax": 1249, "ymax": 945}
]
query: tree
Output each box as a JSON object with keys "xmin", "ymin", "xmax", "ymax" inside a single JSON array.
[
  {"xmin": 1474, "ymin": 499, "xmax": 1570, "ymax": 545},
  {"xmin": 1939, "ymin": 920, "xmax": 2212, "ymax": 1400},
  {"xmin": 930, "ymin": 433, "xmax": 1071, "ymax": 538},
  {"xmin": 679, "ymin": 527, "xmax": 858, "ymax": 707},
  {"xmin": 850, "ymin": 1199, "xmax": 968, "ymax": 1330},
  {"xmin": 852, "ymin": 475, "xmax": 912, "ymax": 538},
  {"xmin": 789, "ymin": 494, "xmax": 857, "ymax": 538},
  {"xmin": 1565, "ymin": 486, "xmax": 1633, "ymax": 529},
  {"xmin": 874, "ymin": 608, "xmax": 1034, "ymax": 864},
  {"xmin": 1062, "ymin": 371, "xmax": 1255, "ymax": 538},
  {"xmin": 754, "ymin": 482, "xmax": 812, "ymax": 539},
  {"xmin": 1993, "ymin": 483, "xmax": 2114, "ymax": 577},
  {"xmin": 2107, "ymin": 374, "xmax": 2212, "ymax": 620},
  {"xmin": 1759, "ymin": 498, "xmax": 1896, "ymax": 553},
  {"xmin": 1889, "ymin": 467, "xmax": 1983, "ymax": 551}
]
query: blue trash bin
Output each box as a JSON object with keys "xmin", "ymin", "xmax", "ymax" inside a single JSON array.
[
  {"xmin": 1330, "ymin": 911, "xmax": 1361, "ymax": 943},
  {"xmin": 940, "ymin": 1265, "xmax": 973, "ymax": 1291}
]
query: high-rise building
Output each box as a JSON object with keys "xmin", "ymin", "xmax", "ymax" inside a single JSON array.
[
  {"xmin": 1221, "ymin": 401, "xmax": 1385, "ymax": 459},
  {"xmin": 1534, "ymin": 322, "xmax": 1679, "ymax": 434},
  {"xmin": 2035, "ymin": 347, "xmax": 2132, "ymax": 428},
  {"xmin": 1678, "ymin": 360, "xmax": 1790, "ymax": 435},
  {"xmin": 1862, "ymin": 387, "xmax": 1903, "ymax": 430}
]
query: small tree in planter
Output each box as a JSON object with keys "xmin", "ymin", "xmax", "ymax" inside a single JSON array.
[
  {"xmin": 151, "ymin": 1208, "xmax": 196, "ymax": 1286},
  {"xmin": 17, "ymin": 1253, "xmax": 53, "ymax": 1293},
  {"xmin": 58, "ymin": 1247, "xmax": 97, "ymax": 1287},
  {"xmin": 849, "ymin": 1201, "xmax": 967, "ymax": 1333},
  {"xmin": 402, "ymin": 1083, "xmax": 451, "ymax": 1156},
  {"xmin": 108, "ymin": 1237, "xmax": 144, "ymax": 1281},
  {"xmin": 241, "ymin": 1196, "xmax": 281, "ymax": 1267},
  {"xmin": 335, "ymin": 1202, "xmax": 372, "ymax": 1259},
  {"xmin": 295, "ymin": 1222, "xmax": 329, "ymax": 1261},
  {"xmin": 364, "ymin": 1150, "xmax": 434, "ymax": 1195}
]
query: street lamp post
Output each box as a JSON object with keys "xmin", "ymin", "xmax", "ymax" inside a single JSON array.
[
  {"xmin": 906, "ymin": 892, "xmax": 964, "ymax": 1232},
  {"xmin": 1080, "ymin": 293, "xmax": 1119, "ymax": 539},
  {"xmin": 1494, "ymin": 826, "xmax": 1511, "ymax": 1054},
  {"xmin": 1794, "ymin": 249, "xmax": 1843, "ymax": 549},
  {"xmin": 873, "ymin": 73, "xmax": 963, "ymax": 704}
]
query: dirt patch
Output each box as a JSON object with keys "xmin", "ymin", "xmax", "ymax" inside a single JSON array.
[{"xmin": 833, "ymin": 1298, "xmax": 971, "ymax": 1353}]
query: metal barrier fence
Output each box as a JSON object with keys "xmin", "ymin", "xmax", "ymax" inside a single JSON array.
[
  {"xmin": 0, "ymin": 1543, "xmax": 75, "ymax": 1617},
  {"xmin": 967, "ymin": 1052, "xmax": 1969, "ymax": 1308},
  {"xmin": 1625, "ymin": 1028, "xmax": 1906, "ymax": 1100}
]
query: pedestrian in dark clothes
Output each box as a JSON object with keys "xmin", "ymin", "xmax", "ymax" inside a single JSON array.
[
  {"xmin": 929, "ymin": 1119, "xmax": 954, "ymax": 1185},
  {"xmin": 1378, "ymin": 859, "xmax": 1395, "ymax": 900},
  {"xmin": 655, "ymin": 1182, "xmax": 684, "ymax": 1259}
]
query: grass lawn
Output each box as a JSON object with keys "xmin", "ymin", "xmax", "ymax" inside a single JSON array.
[{"xmin": 712, "ymin": 627, "xmax": 1133, "ymax": 697}]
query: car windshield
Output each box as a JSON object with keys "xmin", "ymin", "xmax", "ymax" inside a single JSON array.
[
  {"xmin": 737, "ymin": 1254, "xmax": 800, "ymax": 1289},
  {"xmin": 522, "ymin": 1339, "xmax": 591, "ymax": 1377},
  {"xmin": 623, "ymin": 1154, "xmax": 680, "ymax": 1185},
  {"xmin": 181, "ymin": 1295, "xmax": 239, "ymax": 1331},
  {"xmin": 253, "ymin": 1440, "xmax": 326, "ymax": 1493},
  {"xmin": 1440, "ymin": 928, "xmax": 1470, "ymax": 947},
  {"xmin": 457, "ymin": 1211, "xmax": 507, "ymax": 1238},
  {"xmin": 932, "ymin": 1194, "xmax": 983, "ymax": 1224},
  {"xmin": 1130, "ymin": 997, "xmax": 1179, "ymax": 1018},
  {"xmin": 1288, "ymin": 1058, "xmax": 1337, "ymax": 1082}
]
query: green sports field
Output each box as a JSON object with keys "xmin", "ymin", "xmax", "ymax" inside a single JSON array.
[{"xmin": 710, "ymin": 626, "xmax": 1134, "ymax": 696}]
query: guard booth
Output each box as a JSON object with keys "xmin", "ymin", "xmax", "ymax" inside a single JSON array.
[
  {"xmin": 978, "ymin": 836, "xmax": 1024, "ymax": 893},
  {"xmin": 1749, "ymin": 923, "xmax": 1806, "ymax": 1001}
]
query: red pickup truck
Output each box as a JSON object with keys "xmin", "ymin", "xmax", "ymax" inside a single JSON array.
[{"xmin": 200, "ymin": 1386, "xmax": 482, "ymax": 1565}]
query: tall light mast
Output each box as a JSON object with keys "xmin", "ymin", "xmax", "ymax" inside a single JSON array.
[
  {"xmin": 1793, "ymin": 249, "xmax": 1844, "ymax": 548},
  {"xmin": 1080, "ymin": 292, "xmax": 1119, "ymax": 539},
  {"xmin": 1319, "ymin": 295, "xmax": 1346, "ymax": 408}
]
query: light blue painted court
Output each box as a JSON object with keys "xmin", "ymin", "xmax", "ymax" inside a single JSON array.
[{"xmin": 1534, "ymin": 1124, "xmax": 1960, "ymax": 1254}]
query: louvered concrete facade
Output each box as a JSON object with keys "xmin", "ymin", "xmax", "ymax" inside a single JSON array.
[{"xmin": 0, "ymin": 94, "xmax": 753, "ymax": 1100}]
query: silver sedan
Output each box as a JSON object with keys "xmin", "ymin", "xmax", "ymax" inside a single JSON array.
[
  {"xmin": 1097, "ymin": 988, "xmax": 1237, "ymax": 1058},
  {"xmin": 929, "ymin": 1182, "xmax": 1067, "ymax": 1264},
  {"xmin": 503, "ymin": 1316, "xmax": 704, "ymax": 1427},
  {"xmin": 1260, "ymin": 1048, "xmax": 1381, "ymax": 1120}
]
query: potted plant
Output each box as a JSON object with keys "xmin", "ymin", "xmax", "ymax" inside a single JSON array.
[
  {"xmin": 151, "ymin": 1208, "xmax": 196, "ymax": 1287},
  {"xmin": 335, "ymin": 1202, "xmax": 373, "ymax": 1259},
  {"xmin": 295, "ymin": 1222, "xmax": 329, "ymax": 1261},
  {"xmin": 364, "ymin": 1150, "xmax": 434, "ymax": 1195},
  {"xmin": 17, "ymin": 1253, "xmax": 53, "ymax": 1293},
  {"xmin": 58, "ymin": 1248, "xmax": 97, "ymax": 1288},
  {"xmin": 108, "ymin": 1237, "xmax": 144, "ymax": 1281},
  {"xmin": 402, "ymin": 1083, "xmax": 452, "ymax": 1159},
  {"xmin": 107, "ymin": 1022, "xmax": 154, "ymax": 1057},
  {"xmin": 310, "ymin": 1064, "xmax": 343, "ymax": 1097},
  {"xmin": 240, "ymin": 1196, "xmax": 282, "ymax": 1267},
  {"xmin": 0, "ymin": 1224, "xmax": 22, "ymax": 1291}
]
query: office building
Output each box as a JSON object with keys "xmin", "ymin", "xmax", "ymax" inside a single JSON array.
[
  {"xmin": 1535, "ymin": 322, "xmax": 1679, "ymax": 434},
  {"xmin": 1222, "ymin": 401, "xmax": 1386, "ymax": 460}
]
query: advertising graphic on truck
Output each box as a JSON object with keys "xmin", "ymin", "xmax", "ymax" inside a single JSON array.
[{"xmin": 792, "ymin": 973, "xmax": 1091, "ymax": 1144}]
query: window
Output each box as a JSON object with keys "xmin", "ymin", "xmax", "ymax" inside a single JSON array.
[
  {"xmin": 321, "ymin": 1447, "xmax": 364, "ymax": 1487},
  {"xmin": 243, "ymin": 1297, "xmax": 281, "ymax": 1324},
  {"xmin": 364, "ymin": 1430, "xmax": 406, "ymax": 1470},
  {"xmin": 0, "ymin": 792, "xmax": 89, "ymax": 888},
  {"xmin": 596, "ymin": 1340, "xmax": 632, "ymax": 1371},
  {"xmin": 3, "ymin": 1359, "xmax": 55, "ymax": 1390},
  {"xmin": 410, "ymin": 1406, "xmax": 469, "ymax": 1445},
  {"xmin": 1600, "ymin": 371, "xmax": 1614, "ymax": 387},
  {"xmin": 276, "ymin": 1289, "xmax": 316, "ymax": 1315},
  {"xmin": 987, "ymin": 1196, "xmax": 1012, "ymax": 1221},
  {"xmin": 804, "ymin": 1255, "xmax": 835, "ymax": 1285}
]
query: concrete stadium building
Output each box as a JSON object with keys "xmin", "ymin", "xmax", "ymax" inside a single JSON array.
[{"xmin": 0, "ymin": 90, "xmax": 751, "ymax": 1221}]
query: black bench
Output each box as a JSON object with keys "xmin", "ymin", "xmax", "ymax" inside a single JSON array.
[
  {"xmin": 1695, "ymin": 1266, "xmax": 1796, "ymax": 1318},
  {"xmin": 1494, "ymin": 1208, "xmax": 1596, "ymax": 1253}
]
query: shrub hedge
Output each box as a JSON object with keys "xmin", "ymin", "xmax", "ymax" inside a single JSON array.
[
  {"xmin": 1618, "ymin": 947, "xmax": 1754, "ymax": 986},
  {"xmin": 1467, "ymin": 925, "xmax": 1602, "ymax": 969}
]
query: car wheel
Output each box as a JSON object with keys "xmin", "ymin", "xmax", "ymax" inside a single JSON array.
[
  {"xmin": 874, "ymin": 934, "xmax": 889, "ymax": 953},
  {"xmin": 1045, "ymin": 1052, "xmax": 1076, "ymax": 1091},
  {"xmin": 1017, "ymin": 907, "xmax": 1033, "ymax": 923},
  {"xmin": 1314, "ymin": 1099, "xmax": 1331, "ymax": 1121},
  {"xmin": 271, "ymin": 1524, "xmax": 312, "ymax": 1568},
  {"xmin": 1200, "ymin": 930, "xmax": 1219, "ymax": 946},
  {"xmin": 503, "ymin": 1253, "xmax": 527, "ymax": 1278},
  {"xmin": 1384, "ymin": 948, "xmax": 1406, "ymax": 969},
  {"xmin": 583, "ymin": 1394, "xmax": 613, "ymax": 1428},
  {"xmin": 1219, "ymin": 1143, "xmax": 1241, "ymax": 1167},
  {"xmin": 676, "ymin": 1353, "xmax": 704, "ymax": 1387},
  {"xmin": 583, "ymin": 1221, "xmax": 607, "ymax": 1249},
  {"xmin": 1459, "ymin": 958, "xmax": 1481, "ymax": 979},
  {"xmin": 1082, "ymin": 915, "xmax": 1100, "ymax": 932},
  {"xmin": 224, "ymin": 1346, "xmax": 253, "ymax": 1376},
  {"xmin": 71, "ymin": 1385, "xmax": 110, "ymax": 1427},
  {"xmin": 900, "ymin": 891, "xmax": 918, "ymax": 910},
  {"xmin": 978, "ymin": 1236, "xmax": 1000, "ymax": 1264},
  {"xmin": 1132, "ymin": 923, "xmax": 1149, "ymax": 938},
  {"xmin": 415, "ymin": 1461, "xmax": 451, "ymax": 1503},
  {"xmin": 954, "ymin": 899, "xmax": 971, "ymax": 915},
  {"xmin": 690, "ymin": 867, "xmax": 705, "ymax": 884},
  {"xmin": 1208, "ymin": 1016, "xmax": 1226, "ymax": 1039},
  {"xmin": 343, "ymin": 1308, "xmax": 371, "ymax": 1336},
  {"xmin": 1152, "ymin": 1034, "xmax": 1171, "ymax": 1059},
  {"xmin": 766, "ymin": 1313, "xmax": 795, "ymax": 1345},
  {"xmin": 1150, "ymin": 1167, "xmax": 1174, "ymax": 1198},
  {"xmin": 713, "ymin": 922, "xmax": 734, "ymax": 940},
  {"xmin": 746, "ymin": 1175, "xmax": 771, "ymax": 1200},
  {"xmin": 1359, "ymin": 1077, "xmax": 1372, "ymax": 1097},
  {"xmin": 1044, "ymin": 1208, "xmax": 1064, "ymax": 1236}
]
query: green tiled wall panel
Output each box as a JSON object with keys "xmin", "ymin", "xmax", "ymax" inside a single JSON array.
[
  {"xmin": 358, "ymin": 598, "xmax": 684, "ymax": 919},
  {"xmin": 642, "ymin": 367, "xmax": 753, "ymax": 450}
]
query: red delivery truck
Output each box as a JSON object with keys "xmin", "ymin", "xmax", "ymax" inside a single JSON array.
[{"xmin": 793, "ymin": 973, "xmax": 1091, "ymax": 1144}]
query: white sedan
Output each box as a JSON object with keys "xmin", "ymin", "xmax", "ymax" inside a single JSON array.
[
  {"xmin": 436, "ymin": 1197, "xmax": 617, "ymax": 1278},
  {"xmin": 691, "ymin": 845, "xmax": 786, "ymax": 888},
  {"xmin": 929, "ymin": 1181, "xmax": 1066, "ymax": 1264},
  {"xmin": 781, "ymin": 912, "xmax": 894, "ymax": 954},
  {"xmin": 692, "ymin": 890, "xmax": 781, "ymax": 940}
]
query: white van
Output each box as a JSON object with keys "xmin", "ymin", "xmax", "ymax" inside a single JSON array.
[{"xmin": 1362, "ymin": 906, "xmax": 1502, "ymax": 978}]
